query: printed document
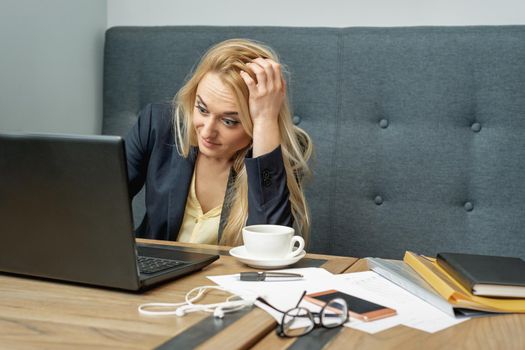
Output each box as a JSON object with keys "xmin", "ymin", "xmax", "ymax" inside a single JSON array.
[{"xmin": 208, "ymin": 268, "xmax": 469, "ymax": 334}]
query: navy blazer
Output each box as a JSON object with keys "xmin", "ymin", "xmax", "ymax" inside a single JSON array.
[{"xmin": 125, "ymin": 103, "xmax": 293, "ymax": 242}]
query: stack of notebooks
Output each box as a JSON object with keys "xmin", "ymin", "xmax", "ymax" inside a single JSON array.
[{"xmin": 367, "ymin": 252, "xmax": 525, "ymax": 316}]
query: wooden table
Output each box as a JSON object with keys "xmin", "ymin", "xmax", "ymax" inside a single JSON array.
[{"xmin": 1, "ymin": 239, "xmax": 524, "ymax": 349}]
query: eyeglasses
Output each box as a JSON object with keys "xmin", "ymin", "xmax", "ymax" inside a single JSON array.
[{"xmin": 256, "ymin": 290, "xmax": 349, "ymax": 338}]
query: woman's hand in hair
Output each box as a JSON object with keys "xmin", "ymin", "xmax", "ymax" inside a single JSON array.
[{"xmin": 240, "ymin": 58, "xmax": 284, "ymax": 157}]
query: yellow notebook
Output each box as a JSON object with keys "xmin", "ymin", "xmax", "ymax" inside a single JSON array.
[{"xmin": 403, "ymin": 251, "xmax": 525, "ymax": 313}]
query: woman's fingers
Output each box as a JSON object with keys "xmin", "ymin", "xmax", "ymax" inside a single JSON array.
[
  {"xmin": 273, "ymin": 62, "xmax": 283, "ymax": 92},
  {"xmin": 240, "ymin": 70, "xmax": 257, "ymax": 93},
  {"xmin": 241, "ymin": 58, "xmax": 285, "ymax": 126},
  {"xmin": 253, "ymin": 58, "xmax": 276, "ymax": 89},
  {"xmin": 246, "ymin": 61, "xmax": 267, "ymax": 91},
  {"xmin": 246, "ymin": 58, "xmax": 283, "ymax": 94}
]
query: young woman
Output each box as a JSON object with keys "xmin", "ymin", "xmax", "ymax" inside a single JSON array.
[{"xmin": 125, "ymin": 38, "xmax": 312, "ymax": 246}]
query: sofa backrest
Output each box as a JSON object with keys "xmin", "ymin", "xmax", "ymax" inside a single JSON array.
[{"xmin": 104, "ymin": 26, "xmax": 525, "ymax": 259}]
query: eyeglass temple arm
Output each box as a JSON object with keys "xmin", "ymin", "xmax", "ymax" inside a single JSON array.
[
  {"xmin": 295, "ymin": 290, "xmax": 307, "ymax": 308},
  {"xmin": 256, "ymin": 290, "xmax": 308, "ymax": 315},
  {"xmin": 256, "ymin": 297, "xmax": 287, "ymax": 314}
]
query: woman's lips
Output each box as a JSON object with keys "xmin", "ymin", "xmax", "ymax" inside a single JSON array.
[{"xmin": 201, "ymin": 137, "xmax": 220, "ymax": 149}]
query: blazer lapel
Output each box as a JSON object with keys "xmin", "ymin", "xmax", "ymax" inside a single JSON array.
[
  {"xmin": 218, "ymin": 168, "xmax": 236, "ymax": 242},
  {"xmin": 167, "ymin": 147, "xmax": 196, "ymax": 241}
]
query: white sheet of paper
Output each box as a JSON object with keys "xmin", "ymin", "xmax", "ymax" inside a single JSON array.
[
  {"xmin": 208, "ymin": 267, "xmax": 336, "ymax": 325},
  {"xmin": 330, "ymin": 271, "xmax": 469, "ymax": 333},
  {"xmin": 208, "ymin": 269, "xmax": 469, "ymax": 334}
]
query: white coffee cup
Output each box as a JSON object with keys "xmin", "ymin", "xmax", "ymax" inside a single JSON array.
[{"xmin": 242, "ymin": 224, "xmax": 305, "ymax": 259}]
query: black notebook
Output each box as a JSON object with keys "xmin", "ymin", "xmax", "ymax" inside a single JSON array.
[{"xmin": 436, "ymin": 252, "xmax": 525, "ymax": 298}]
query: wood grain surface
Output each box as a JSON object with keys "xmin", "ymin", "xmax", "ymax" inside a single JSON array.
[
  {"xmin": 0, "ymin": 240, "xmax": 355, "ymax": 349},
  {"xmin": 2, "ymin": 240, "xmax": 523, "ymax": 349}
]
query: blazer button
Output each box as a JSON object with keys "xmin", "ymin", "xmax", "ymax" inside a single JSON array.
[
  {"xmin": 464, "ymin": 202, "xmax": 474, "ymax": 211},
  {"xmin": 262, "ymin": 169, "xmax": 271, "ymax": 181},
  {"xmin": 293, "ymin": 115, "xmax": 302, "ymax": 125},
  {"xmin": 379, "ymin": 119, "xmax": 389, "ymax": 129},
  {"xmin": 374, "ymin": 195, "xmax": 384, "ymax": 205}
]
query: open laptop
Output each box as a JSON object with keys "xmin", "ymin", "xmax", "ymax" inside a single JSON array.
[{"xmin": 0, "ymin": 132, "xmax": 219, "ymax": 291}]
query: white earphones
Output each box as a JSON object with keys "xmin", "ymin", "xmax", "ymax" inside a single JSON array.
[
  {"xmin": 213, "ymin": 307, "xmax": 224, "ymax": 318},
  {"xmin": 138, "ymin": 285, "xmax": 256, "ymax": 319}
]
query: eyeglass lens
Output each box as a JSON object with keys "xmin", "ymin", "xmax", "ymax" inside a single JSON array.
[
  {"xmin": 320, "ymin": 298, "xmax": 348, "ymax": 328},
  {"xmin": 282, "ymin": 307, "xmax": 315, "ymax": 337},
  {"xmin": 281, "ymin": 298, "xmax": 349, "ymax": 337}
]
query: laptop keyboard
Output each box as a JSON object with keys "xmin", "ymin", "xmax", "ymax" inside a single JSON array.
[{"xmin": 138, "ymin": 256, "xmax": 186, "ymax": 274}]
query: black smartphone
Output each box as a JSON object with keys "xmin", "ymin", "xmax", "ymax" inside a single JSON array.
[{"xmin": 305, "ymin": 289, "xmax": 397, "ymax": 322}]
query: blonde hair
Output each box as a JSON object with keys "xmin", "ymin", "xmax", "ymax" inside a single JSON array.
[{"xmin": 173, "ymin": 38, "xmax": 312, "ymax": 246}]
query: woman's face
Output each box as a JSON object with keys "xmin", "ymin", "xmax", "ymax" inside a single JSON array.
[{"xmin": 193, "ymin": 72, "xmax": 251, "ymax": 161}]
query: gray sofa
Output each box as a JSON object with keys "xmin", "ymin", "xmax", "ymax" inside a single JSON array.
[{"xmin": 103, "ymin": 26, "xmax": 525, "ymax": 259}]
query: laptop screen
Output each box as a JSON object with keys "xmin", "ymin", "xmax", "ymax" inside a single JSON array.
[{"xmin": 0, "ymin": 133, "xmax": 141, "ymax": 288}]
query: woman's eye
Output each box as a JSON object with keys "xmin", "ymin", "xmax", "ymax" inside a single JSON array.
[
  {"xmin": 222, "ymin": 118, "xmax": 239, "ymax": 127},
  {"xmin": 195, "ymin": 105, "xmax": 208, "ymax": 114}
]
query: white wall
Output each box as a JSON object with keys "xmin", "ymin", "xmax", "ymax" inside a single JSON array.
[
  {"xmin": 107, "ymin": 0, "xmax": 525, "ymax": 28},
  {"xmin": 0, "ymin": 0, "xmax": 106, "ymax": 134}
]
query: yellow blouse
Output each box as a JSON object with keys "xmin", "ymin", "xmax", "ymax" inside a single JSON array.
[{"xmin": 177, "ymin": 171, "xmax": 222, "ymax": 244}]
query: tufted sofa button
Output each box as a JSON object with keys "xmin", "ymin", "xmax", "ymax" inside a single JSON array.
[
  {"xmin": 379, "ymin": 119, "xmax": 389, "ymax": 129},
  {"xmin": 464, "ymin": 201, "xmax": 474, "ymax": 212},
  {"xmin": 374, "ymin": 195, "xmax": 383, "ymax": 205},
  {"xmin": 292, "ymin": 115, "xmax": 301, "ymax": 125},
  {"xmin": 471, "ymin": 122, "xmax": 481, "ymax": 132}
]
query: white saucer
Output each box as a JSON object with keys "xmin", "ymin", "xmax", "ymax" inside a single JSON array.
[{"xmin": 229, "ymin": 246, "xmax": 306, "ymax": 269}]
